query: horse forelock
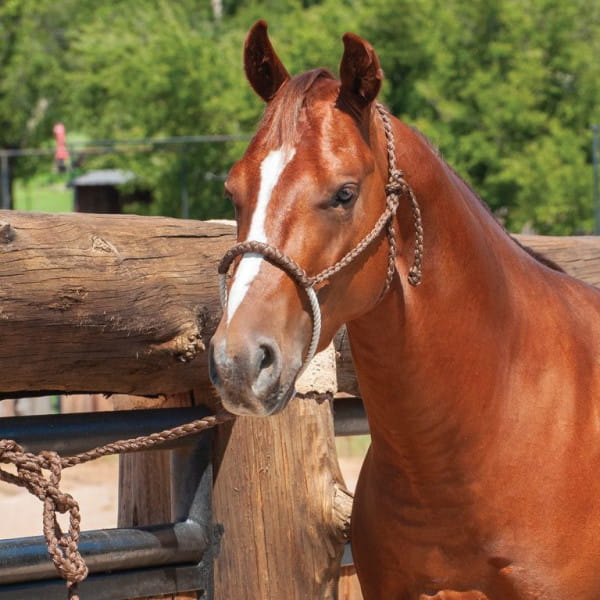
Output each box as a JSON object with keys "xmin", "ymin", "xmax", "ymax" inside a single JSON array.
[{"xmin": 259, "ymin": 68, "xmax": 336, "ymax": 148}]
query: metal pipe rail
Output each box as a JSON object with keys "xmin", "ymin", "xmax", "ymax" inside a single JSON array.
[
  {"xmin": 0, "ymin": 406, "xmax": 214, "ymax": 455},
  {"xmin": 0, "ymin": 397, "xmax": 368, "ymax": 455},
  {"xmin": 333, "ymin": 395, "xmax": 369, "ymax": 436},
  {"xmin": 0, "ymin": 564, "xmax": 208, "ymax": 600},
  {"xmin": 0, "ymin": 522, "xmax": 206, "ymax": 585},
  {"xmin": 0, "ymin": 397, "xmax": 368, "ymax": 598}
]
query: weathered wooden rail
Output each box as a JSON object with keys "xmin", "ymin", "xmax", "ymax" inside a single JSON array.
[{"xmin": 1, "ymin": 209, "xmax": 599, "ymax": 599}]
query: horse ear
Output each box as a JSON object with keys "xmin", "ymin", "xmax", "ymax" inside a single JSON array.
[
  {"xmin": 339, "ymin": 33, "xmax": 383, "ymax": 112},
  {"xmin": 244, "ymin": 20, "xmax": 290, "ymax": 102}
]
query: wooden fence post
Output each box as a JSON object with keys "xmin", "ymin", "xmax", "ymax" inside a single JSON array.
[
  {"xmin": 210, "ymin": 345, "xmax": 353, "ymax": 599},
  {"xmin": 116, "ymin": 392, "xmax": 198, "ymax": 600}
]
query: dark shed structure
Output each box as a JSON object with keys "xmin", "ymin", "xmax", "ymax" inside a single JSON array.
[{"xmin": 68, "ymin": 169, "xmax": 151, "ymax": 213}]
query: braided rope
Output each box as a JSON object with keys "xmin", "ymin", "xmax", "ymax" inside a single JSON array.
[
  {"xmin": 375, "ymin": 103, "xmax": 424, "ymax": 286},
  {"xmin": 218, "ymin": 251, "xmax": 322, "ymax": 372},
  {"xmin": 302, "ymin": 286, "xmax": 321, "ymax": 372},
  {"xmin": 0, "ymin": 410, "xmax": 234, "ymax": 599}
]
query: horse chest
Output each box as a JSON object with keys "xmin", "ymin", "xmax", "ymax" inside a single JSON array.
[
  {"xmin": 350, "ymin": 454, "xmax": 491, "ymax": 596},
  {"xmin": 350, "ymin": 453, "xmax": 600, "ymax": 599}
]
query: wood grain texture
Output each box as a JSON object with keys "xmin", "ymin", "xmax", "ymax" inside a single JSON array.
[
  {"xmin": 116, "ymin": 392, "xmax": 198, "ymax": 600},
  {"xmin": 1, "ymin": 210, "xmax": 599, "ymax": 399},
  {"xmin": 0, "ymin": 211, "xmax": 233, "ymax": 396},
  {"xmin": 517, "ymin": 234, "xmax": 600, "ymax": 288},
  {"xmin": 211, "ymin": 394, "xmax": 350, "ymax": 600}
]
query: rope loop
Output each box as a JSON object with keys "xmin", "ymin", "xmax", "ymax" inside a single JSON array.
[
  {"xmin": 218, "ymin": 241, "xmax": 312, "ymax": 288},
  {"xmin": 40, "ymin": 450, "xmax": 88, "ymax": 589},
  {"xmin": 0, "ymin": 442, "xmax": 88, "ymax": 598}
]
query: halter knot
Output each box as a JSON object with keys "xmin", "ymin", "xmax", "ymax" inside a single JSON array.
[{"xmin": 385, "ymin": 169, "xmax": 406, "ymax": 196}]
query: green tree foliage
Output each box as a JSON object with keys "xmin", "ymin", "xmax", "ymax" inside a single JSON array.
[
  {"xmin": 0, "ymin": 0, "xmax": 97, "ymax": 181},
  {"xmin": 359, "ymin": 0, "xmax": 600, "ymax": 233},
  {"xmin": 1, "ymin": 0, "xmax": 599, "ymax": 231},
  {"xmin": 64, "ymin": 1, "xmax": 254, "ymax": 217}
]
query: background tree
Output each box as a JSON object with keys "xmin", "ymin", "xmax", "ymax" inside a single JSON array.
[
  {"xmin": 1, "ymin": 0, "xmax": 599, "ymax": 231},
  {"xmin": 360, "ymin": 0, "xmax": 600, "ymax": 233}
]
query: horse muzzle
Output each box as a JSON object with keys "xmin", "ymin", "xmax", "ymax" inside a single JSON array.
[{"xmin": 208, "ymin": 334, "xmax": 297, "ymax": 416}]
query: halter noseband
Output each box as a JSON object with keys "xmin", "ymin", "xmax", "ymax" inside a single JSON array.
[{"xmin": 218, "ymin": 103, "xmax": 424, "ymax": 372}]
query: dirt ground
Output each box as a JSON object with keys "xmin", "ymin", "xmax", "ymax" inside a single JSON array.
[
  {"xmin": 0, "ymin": 454, "xmax": 364, "ymax": 540},
  {"xmin": 0, "ymin": 456, "xmax": 120, "ymax": 539}
]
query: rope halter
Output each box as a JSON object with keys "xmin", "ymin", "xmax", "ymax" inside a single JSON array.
[{"xmin": 218, "ymin": 103, "xmax": 424, "ymax": 373}]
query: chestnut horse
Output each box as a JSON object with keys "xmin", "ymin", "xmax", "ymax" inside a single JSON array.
[{"xmin": 209, "ymin": 21, "xmax": 600, "ymax": 600}]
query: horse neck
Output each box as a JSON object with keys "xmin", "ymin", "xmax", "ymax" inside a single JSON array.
[{"xmin": 347, "ymin": 115, "xmax": 520, "ymax": 487}]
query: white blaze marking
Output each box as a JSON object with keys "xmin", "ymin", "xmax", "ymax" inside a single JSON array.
[{"xmin": 226, "ymin": 146, "xmax": 296, "ymax": 324}]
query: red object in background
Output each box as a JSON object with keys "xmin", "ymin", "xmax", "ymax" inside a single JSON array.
[{"xmin": 53, "ymin": 122, "xmax": 69, "ymax": 172}]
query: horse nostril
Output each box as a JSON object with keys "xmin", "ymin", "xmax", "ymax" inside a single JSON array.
[
  {"xmin": 258, "ymin": 343, "xmax": 275, "ymax": 371},
  {"xmin": 208, "ymin": 342, "xmax": 221, "ymax": 387},
  {"xmin": 252, "ymin": 339, "xmax": 282, "ymax": 399}
]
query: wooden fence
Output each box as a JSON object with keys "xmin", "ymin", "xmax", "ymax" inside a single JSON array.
[{"xmin": 0, "ymin": 209, "xmax": 599, "ymax": 599}]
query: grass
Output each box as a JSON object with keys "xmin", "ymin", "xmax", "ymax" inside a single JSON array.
[{"xmin": 14, "ymin": 176, "xmax": 73, "ymax": 213}]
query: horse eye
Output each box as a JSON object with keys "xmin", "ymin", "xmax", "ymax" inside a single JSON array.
[{"xmin": 331, "ymin": 185, "xmax": 357, "ymax": 208}]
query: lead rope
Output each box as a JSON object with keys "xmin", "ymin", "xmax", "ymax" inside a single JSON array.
[
  {"xmin": 0, "ymin": 410, "xmax": 234, "ymax": 599},
  {"xmin": 375, "ymin": 103, "xmax": 424, "ymax": 287},
  {"xmin": 218, "ymin": 103, "xmax": 424, "ymax": 373}
]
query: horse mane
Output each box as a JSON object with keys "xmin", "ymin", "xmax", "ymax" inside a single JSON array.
[
  {"xmin": 411, "ymin": 126, "xmax": 564, "ymax": 273},
  {"xmin": 513, "ymin": 239, "xmax": 564, "ymax": 272},
  {"xmin": 260, "ymin": 68, "xmax": 335, "ymax": 148}
]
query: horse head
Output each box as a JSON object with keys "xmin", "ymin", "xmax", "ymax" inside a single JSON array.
[{"xmin": 209, "ymin": 21, "xmax": 414, "ymax": 416}]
